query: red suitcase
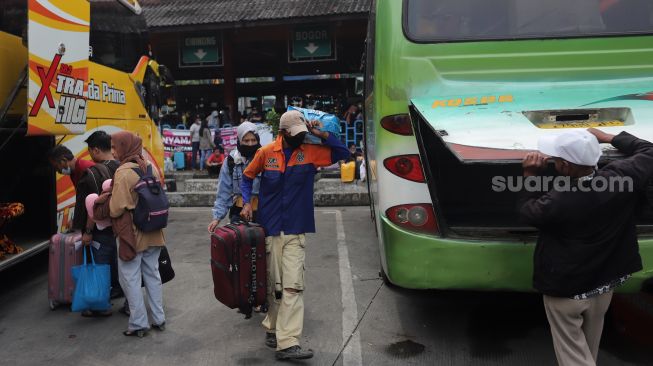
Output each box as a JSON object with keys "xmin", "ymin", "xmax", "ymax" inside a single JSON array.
[
  {"xmin": 211, "ymin": 222, "xmax": 266, "ymax": 318},
  {"xmin": 48, "ymin": 232, "xmax": 82, "ymax": 310}
]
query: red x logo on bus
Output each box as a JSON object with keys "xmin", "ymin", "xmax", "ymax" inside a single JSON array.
[{"xmin": 29, "ymin": 53, "xmax": 63, "ymax": 117}]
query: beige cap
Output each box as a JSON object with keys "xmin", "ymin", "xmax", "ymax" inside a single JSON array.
[{"xmin": 279, "ymin": 110, "xmax": 309, "ymax": 136}]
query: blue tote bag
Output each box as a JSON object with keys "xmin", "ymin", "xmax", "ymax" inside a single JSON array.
[{"xmin": 71, "ymin": 247, "xmax": 111, "ymax": 312}]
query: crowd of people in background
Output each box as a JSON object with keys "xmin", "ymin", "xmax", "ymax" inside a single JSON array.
[
  {"xmin": 162, "ymin": 96, "xmax": 364, "ymax": 175},
  {"xmin": 160, "ymin": 94, "xmax": 363, "ymax": 132}
]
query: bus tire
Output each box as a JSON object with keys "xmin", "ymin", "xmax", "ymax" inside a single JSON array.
[{"xmin": 379, "ymin": 267, "xmax": 393, "ymax": 287}]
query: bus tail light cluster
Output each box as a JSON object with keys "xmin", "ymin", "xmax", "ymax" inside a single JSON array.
[
  {"xmin": 381, "ymin": 114, "xmax": 413, "ymax": 135},
  {"xmin": 383, "ymin": 154, "xmax": 425, "ymax": 182},
  {"xmin": 386, "ymin": 204, "xmax": 438, "ymax": 234}
]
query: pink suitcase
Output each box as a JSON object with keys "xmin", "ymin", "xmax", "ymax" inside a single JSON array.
[{"xmin": 48, "ymin": 232, "xmax": 82, "ymax": 310}]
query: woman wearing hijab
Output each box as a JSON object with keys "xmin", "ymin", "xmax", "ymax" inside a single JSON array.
[
  {"xmin": 109, "ymin": 131, "xmax": 166, "ymax": 337},
  {"xmin": 208, "ymin": 122, "xmax": 262, "ymax": 232}
]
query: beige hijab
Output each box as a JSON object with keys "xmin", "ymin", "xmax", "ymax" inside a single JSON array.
[{"xmin": 111, "ymin": 131, "xmax": 148, "ymax": 172}]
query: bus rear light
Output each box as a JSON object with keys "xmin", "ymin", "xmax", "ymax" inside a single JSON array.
[
  {"xmin": 386, "ymin": 204, "xmax": 439, "ymax": 234},
  {"xmin": 384, "ymin": 154, "xmax": 425, "ymax": 182},
  {"xmin": 381, "ymin": 114, "xmax": 413, "ymax": 135}
]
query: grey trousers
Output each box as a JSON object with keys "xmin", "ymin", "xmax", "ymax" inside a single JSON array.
[
  {"xmin": 543, "ymin": 291, "xmax": 613, "ymax": 366},
  {"xmin": 117, "ymin": 244, "xmax": 165, "ymax": 331}
]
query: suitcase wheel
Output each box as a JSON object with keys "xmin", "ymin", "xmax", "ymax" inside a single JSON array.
[{"xmin": 49, "ymin": 299, "xmax": 57, "ymax": 310}]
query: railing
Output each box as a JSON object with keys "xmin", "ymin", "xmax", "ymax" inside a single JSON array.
[{"xmin": 340, "ymin": 119, "xmax": 363, "ymax": 148}]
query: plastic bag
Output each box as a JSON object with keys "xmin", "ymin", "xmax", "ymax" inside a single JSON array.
[
  {"xmin": 287, "ymin": 106, "xmax": 341, "ymax": 144},
  {"xmin": 71, "ymin": 248, "xmax": 111, "ymax": 312}
]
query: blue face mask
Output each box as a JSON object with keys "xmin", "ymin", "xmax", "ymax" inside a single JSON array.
[{"xmin": 60, "ymin": 166, "xmax": 72, "ymax": 175}]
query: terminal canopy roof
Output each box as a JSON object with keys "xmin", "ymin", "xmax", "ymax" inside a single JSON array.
[{"xmin": 140, "ymin": 0, "xmax": 371, "ymax": 28}]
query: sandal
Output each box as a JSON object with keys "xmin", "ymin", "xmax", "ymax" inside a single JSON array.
[
  {"xmin": 123, "ymin": 329, "xmax": 147, "ymax": 338},
  {"xmin": 151, "ymin": 322, "xmax": 166, "ymax": 331},
  {"xmin": 118, "ymin": 305, "xmax": 130, "ymax": 317}
]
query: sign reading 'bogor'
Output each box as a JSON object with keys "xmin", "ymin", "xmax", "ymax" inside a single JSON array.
[
  {"xmin": 180, "ymin": 35, "xmax": 222, "ymax": 67},
  {"xmin": 290, "ymin": 26, "xmax": 334, "ymax": 61}
]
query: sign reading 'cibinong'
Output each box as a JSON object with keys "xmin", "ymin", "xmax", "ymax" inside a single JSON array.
[{"xmin": 180, "ymin": 34, "xmax": 223, "ymax": 67}]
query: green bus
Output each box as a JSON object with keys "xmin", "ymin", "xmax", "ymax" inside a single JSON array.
[{"xmin": 364, "ymin": 0, "xmax": 653, "ymax": 291}]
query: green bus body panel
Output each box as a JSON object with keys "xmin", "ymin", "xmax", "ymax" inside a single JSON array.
[
  {"xmin": 371, "ymin": 0, "xmax": 653, "ymax": 291},
  {"xmin": 381, "ymin": 216, "xmax": 653, "ymax": 292},
  {"xmin": 410, "ymin": 82, "xmax": 653, "ymax": 155},
  {"xmin": 374, "ymin": 1, "xmax": 653, "ymax": 112}
]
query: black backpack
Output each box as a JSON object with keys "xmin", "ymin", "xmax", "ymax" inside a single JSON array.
[{"xmin": 131, "ymin": 165, "xmax": 169, "ymax": 232}]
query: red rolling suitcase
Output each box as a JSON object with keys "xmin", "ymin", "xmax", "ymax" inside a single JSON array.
[
  {"xmin": 211, "ymin": 222, "xmax": 266, "ymax": 318},
  {"xmin": 48, "ymin": 232, "xmax": 83, "ymax": 310}
]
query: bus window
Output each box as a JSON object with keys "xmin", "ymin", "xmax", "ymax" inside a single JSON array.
[
  {"xmin": 601, "ymin": 0, "xmax": 653, "ymax": 32},
  {"xmin": 513, "ymin": 0, "xmax": 605, "ymax": 36},
  {"xmin": 404, "ymin": 0, "xmax": 653, "ymax": 42},
  {"xmin": 0, "ymin": 0, "xmax": 26, "ymax": 38},
  {"xmin": 89, "ymin": 0, "xmax": 148, "ymax": 72}
]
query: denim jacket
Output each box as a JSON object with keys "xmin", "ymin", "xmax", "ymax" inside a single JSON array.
[{"xmin": 212, "ymin": 149, "xmax": 260, "ymax": 220}]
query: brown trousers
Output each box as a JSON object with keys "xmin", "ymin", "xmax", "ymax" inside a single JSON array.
[
  {"xmin": 261, "ymin": 233, "xmax": 306, "ymax": 350},
  {"xmin": 543, "ymin": 291, "xmax": 613, "ymax": 366}
]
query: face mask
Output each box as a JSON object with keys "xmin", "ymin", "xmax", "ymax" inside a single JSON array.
[
  {"xmin": 237, "ymin": 142, "xmax": 261, "ymax": 158},
  {"xmin": 60, "ymin": 166, "xmax": 72, "ymax": 175},
  {"xmin": 284, "ymin": 132, "xmax": 306, "ymax": 149}
]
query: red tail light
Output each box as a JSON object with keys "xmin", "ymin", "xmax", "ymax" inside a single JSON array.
[
  {"xmin": 383, "ymin": 154, "xmax": 425, "ymax": 183},
  {"xmin": 386, "ymin": 204, "xmax": 439, "ymax": 234},
  {"xmin": 381, "ymin": 114, "xmax": 413, "ymax": 136}
]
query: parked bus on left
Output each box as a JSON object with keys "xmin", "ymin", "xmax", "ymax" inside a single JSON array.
[{"xmin": 0, "ymin": 0, "xmax": 173, "ymax": 271}]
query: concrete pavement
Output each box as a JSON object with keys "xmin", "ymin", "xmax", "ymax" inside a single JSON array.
[{"xmin": 0, "ymin": 207, "xmax": 652, "ymax": 365}]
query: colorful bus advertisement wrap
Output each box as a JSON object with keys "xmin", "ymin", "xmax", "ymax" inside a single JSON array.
[{"xmin": 27, "ymin": 0, "xmax": 90, "ymax": 136}]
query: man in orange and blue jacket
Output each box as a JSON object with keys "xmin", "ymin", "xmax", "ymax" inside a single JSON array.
[{"xmin": 240, "ymin": 110, "xmax": 349, "ymax": 360}]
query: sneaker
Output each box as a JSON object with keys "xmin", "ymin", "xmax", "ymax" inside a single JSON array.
[
  {"xmin": 275, "ymin": 346, "xmax": 314, "ymax": 360},
  {"xmin": 265, "ymin": 333, "xmax": 277, "ymax": 348}
]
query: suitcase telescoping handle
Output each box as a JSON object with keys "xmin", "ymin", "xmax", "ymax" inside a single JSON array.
[{"xmin": 230, "ymin": 218, "xmax": 261, "ymax": 228}]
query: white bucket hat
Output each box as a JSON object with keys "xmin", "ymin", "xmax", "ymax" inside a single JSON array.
[{"xmin": 538, "ymin": 130, "xmax": 601, "ymax": 166}]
